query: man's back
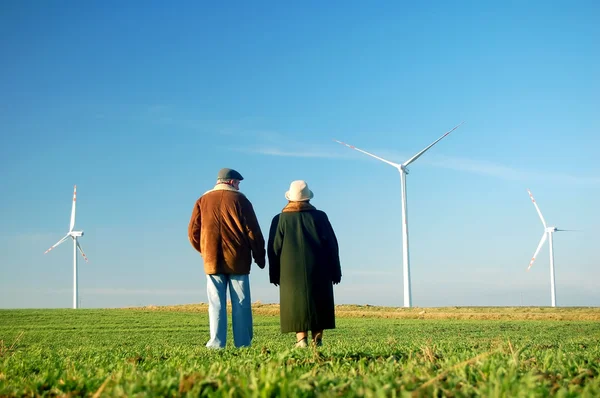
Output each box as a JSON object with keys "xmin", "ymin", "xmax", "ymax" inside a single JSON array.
[{"xmin": 189, "ymin": 185, "xmax": 265, "ymax": 275}]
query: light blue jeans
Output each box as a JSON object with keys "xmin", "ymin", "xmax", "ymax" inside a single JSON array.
[{"xmin": 206, "ymin": 274, "xmax": 253, "ymax": 348}]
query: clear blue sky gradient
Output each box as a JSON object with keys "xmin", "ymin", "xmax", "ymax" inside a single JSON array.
[{"xmin": 1, "ymin": 1, "xmax": 599, "ymax": 308}]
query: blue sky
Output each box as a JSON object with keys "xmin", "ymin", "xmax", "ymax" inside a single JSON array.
[{"xmin": 1, "ymin": 1, "xmax": 598, "ymax": 308}]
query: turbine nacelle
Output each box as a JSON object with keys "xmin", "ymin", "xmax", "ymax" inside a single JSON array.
[
  {"xmin": 545, "ymin": 226, "xmax": 557, "ymax": 233},
  {"xmin": 70, "ymin": 231, "xmax": 84, "ymax": 237}
]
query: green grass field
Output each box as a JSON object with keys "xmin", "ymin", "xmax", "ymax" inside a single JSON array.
[{"xmin": 1, "ymin": 305, "xmax": 599, "ymax": 397}]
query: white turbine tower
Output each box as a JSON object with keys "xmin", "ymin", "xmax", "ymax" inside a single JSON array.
[
  {"xmin": 44, "ymin": 185, "xmax": 89, "ymax": 309},
  {"xmin": 335, "ymin": 122, "xmax": 464, "ymax": 308},
  {"xmin": 526, "ymin": 189, "xmax": 573, "ymax": 307}
]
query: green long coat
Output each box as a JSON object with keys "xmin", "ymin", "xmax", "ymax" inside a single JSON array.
[{"xmin": 267, "ymin": 201, "xmax": 342, "ymax": 333}]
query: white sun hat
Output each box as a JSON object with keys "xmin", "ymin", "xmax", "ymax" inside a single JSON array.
[{"xmin": 285, "ymin": 180, "xmax": 314, "ymax": 202}]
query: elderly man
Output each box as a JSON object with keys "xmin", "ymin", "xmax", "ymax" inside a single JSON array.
[{"xmin": 188, "ymin": 168, "xmax": 266, "ymax": 348}]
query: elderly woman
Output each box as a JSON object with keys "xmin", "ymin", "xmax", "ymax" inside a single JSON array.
[{"xmin": 267, "ymin": 180, "xmax": 342, "ymax": 347}]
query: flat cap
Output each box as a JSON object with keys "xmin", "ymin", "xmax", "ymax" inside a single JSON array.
[{"xmin": 217, "ymin": 168, "xmax": 244, "ymax": 181}]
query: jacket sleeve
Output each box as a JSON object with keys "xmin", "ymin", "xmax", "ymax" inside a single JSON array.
[
  {"xmin": 321, "ymin": 212, "xmax": 341, "ymax": 284},
  {"xmin": 267, "ymin": 214, "xmax": 282, "ymax": 285},
  {"xmin": 188, "ymin": 200, "xmax": 202, "ymax": 253},
  {"xmin": 242, "ymin": 199, "xmax": 266, "ymax": 268}
]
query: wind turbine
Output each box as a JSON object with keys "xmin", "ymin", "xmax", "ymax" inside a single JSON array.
[
  {"xmin": 44, "ymin": 185, "xmax": 89, "ymax": 309},
  {"xmin": 526, "ymin": 189, "xmax": 573, "ymax": 307},
  {"xmin": 335, "ymin": 122, "xmax": 464, "ymax": 308}
]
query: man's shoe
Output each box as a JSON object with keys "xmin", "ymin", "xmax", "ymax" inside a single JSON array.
[
  {"xmin": 294, "ymin": 337, "xmax": 308, "ymax": 348},
  {"xmin": 314, "ymin": 339, "xmax": 323, "ymax": 347}
]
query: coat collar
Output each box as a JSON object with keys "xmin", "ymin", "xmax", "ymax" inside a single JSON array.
[
  {"xmin": 282, "ymin": 201, "xmax": 316, "ymax": 213},
  {"xmin": 203, "ymin": 183, "xmax": 242, "ymax": 196}
]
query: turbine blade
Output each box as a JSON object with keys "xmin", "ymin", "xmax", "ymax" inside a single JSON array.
[
  {"xmin": 527, "ymin": 189, "xmax": 547, "ymax": 228},
  {"xmin": 76, "ymin": 241, "xmax": 89, "ymax": 263},
  {"xmin": 527, "ymin": 232, "xmax": 548, "ymax": 271},
  {"xmin": 402, "ymin": 121, "xmax": 464, "ymax": 167},
  {"xmin": 69, "ymin": 185, "xmax": 77, "ymax": 232},
  {"xmin": 333, "ymin": 140, "xmax": 400, "ymax": 168},
  {"xmin": 44, "ymin": 234, "xmax": 70, "ymax": 254},
  {"xmin": 555, "ymin": 229, "xmax": 580, "ymax": 232}
]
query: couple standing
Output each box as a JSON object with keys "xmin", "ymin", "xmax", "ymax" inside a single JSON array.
[{"xmin": 187, "ymin": 168, "xmax": 342, "ymax": 349}]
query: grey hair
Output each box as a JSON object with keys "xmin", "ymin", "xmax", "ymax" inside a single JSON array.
[{"xmin": 217, "ymin": 178, "xmax": 239, "ymax": 184}]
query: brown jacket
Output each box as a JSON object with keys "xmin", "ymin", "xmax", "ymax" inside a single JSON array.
[{"xmin": 188, "ymin": 183, "xmax": 266, "ymax": 275}]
